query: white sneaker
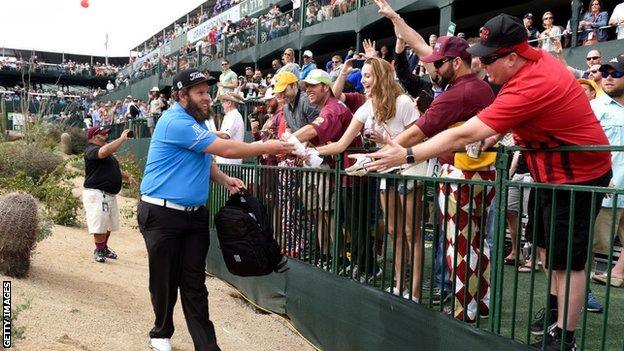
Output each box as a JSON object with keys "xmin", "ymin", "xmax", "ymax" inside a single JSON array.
[{"xmin": 149, "ymin": 338, "xmax": 172, "ymax": 351}]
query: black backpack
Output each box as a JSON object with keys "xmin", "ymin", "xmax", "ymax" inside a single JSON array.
[{"xmin": 215, "ymin": 190, "xmax": 287, "ymax": 276}]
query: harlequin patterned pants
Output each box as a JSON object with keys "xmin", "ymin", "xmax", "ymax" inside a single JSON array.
[
  {"xmin": 277, "ymin": 159, "xmax": 308, "ymax": 258},
  {"xmin": 439, "ymin": 164, "xmax": 496, "ymax": 322}
]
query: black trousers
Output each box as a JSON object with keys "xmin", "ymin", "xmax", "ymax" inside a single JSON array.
[{"xmin": 137, "ymin": 201, "xmax": 220, "ymax": 351}]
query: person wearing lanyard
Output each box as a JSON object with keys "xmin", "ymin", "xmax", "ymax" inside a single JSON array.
[
  {"xmin": 138, "ymin": 68, "xmax": 293, "ymax": 351},
  {"xmin": 83, "ymin": 126, "xmax": 135, "ymax": 263}
]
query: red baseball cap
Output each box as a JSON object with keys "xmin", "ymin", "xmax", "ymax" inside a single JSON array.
[
  {"xmin": 86, "ymin": 126, "xmax": 110, "ymax": 139},
  {"xmin": 421, "ymin": 36, "xmax": 471, "ymax": 63}
]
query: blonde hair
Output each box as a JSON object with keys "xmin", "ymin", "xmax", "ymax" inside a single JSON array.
[{"xmin": 364, "ymin": 57, "xmax": 404, "ymax": 124}]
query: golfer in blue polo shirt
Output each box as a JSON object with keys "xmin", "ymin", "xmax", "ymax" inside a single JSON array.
[{"xmin": 138, "ymin": 68, "xmax": 293, "ymax": 351}]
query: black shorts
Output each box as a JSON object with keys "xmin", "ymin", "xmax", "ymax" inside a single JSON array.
[{"xmin": 525, "ymin": 171, "xmax": 611, "ymax": 271}]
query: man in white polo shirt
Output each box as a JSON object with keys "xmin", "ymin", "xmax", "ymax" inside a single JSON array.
[{"xmin": 215, "ymin": 92, "xmax": 245, "ymax": 164}]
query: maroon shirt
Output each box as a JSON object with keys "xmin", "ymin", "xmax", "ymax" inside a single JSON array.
[
  {"xmin": 310, "ymin": 96, "xmax": 362, "ymax": 185},
  {"xmin": 415, "ymin": 73, "xmax": 495, "ymax": 165},
  {"xmin": 343, "ymin": 92, "xmax": 366, "ymax": 114}
]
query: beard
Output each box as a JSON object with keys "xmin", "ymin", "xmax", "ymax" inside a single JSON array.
[
  {"xmin": 605, "ymin": 86, "xmax": 624, "ymax": 100},
  {"xmin": 185, "ymin": 98, "xmax": 213, "ymax": 123},
  {"xmin": 438, "ymin": 66, "xmax": 456, "ymax": 89}
]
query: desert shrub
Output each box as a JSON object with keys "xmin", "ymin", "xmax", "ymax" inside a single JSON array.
[
  {"xmin": 117, "ymin": 154, "xmax": 144, "ymax": 199},
  {"xmin": 0, "ymin": 142, "xmax": 63, "ymax": 181},
  {"xmin": 0, "ymin": 162, "xmax": 81, "ymax": 227}
]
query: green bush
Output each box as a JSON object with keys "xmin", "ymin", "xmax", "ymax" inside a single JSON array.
[
  {"xmin": 0, "ymin": 163, "xmax": 81, "ymax": 227},
  {"xmin": 117, "ymin": 154, "xmax": 143, "ymax": 199},
  {"xmin": 45, "ymin": 124, "xmax": 88, "ymax": 154},
  {"xmin": 0, "ymin": 142, "xmax": 63, "ymax": 182}
]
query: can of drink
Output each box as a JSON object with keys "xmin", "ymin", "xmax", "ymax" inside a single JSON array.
[{"xmin": 466, "ymin": 141, "xmax": 483, "ymax": 159}]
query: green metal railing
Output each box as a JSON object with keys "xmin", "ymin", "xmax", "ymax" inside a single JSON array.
[{"xmin": 209, "ymin": 145, "xmax": 624, "ymax": 350}]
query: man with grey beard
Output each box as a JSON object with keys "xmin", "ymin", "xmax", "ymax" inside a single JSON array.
[{"xmin": 138, "ymin": 69, "xmax": 294, "ymax": 351}]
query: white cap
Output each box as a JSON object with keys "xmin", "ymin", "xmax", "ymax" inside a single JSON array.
[
  {"xmin": 150, "ymin": 86, "xmax": 159, "ymax": 92},
  {"xmin": 303, "ymin": 50, "xmax": 313, "ymax": 58}
]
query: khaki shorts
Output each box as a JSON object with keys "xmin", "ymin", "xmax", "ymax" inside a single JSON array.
[
  {"xmin": 301, "ymin": 165, "xmax": 334, "ymax": 212},
  {"xmin": 83, "ymin": 188, "xmax": 120, "ymax": 234},
  {"xmin": 593, "ymin": 207, "xmax": 624, "ymax": 255}
]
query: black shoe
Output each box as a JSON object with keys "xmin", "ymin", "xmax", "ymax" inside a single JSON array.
[
  {"xmin": 104, "ymin": 247, "xmax": 118, "ymax": 259},
  {"xmin": 531, "ymin": 325, "xmax": 578, "ymax": 351},
  {"xmin": 431, "ymin": 288, "xmax": 451, "ymax": 305},
  {"xmin": 530, "ymin": 308, "xmax": 558, "ymax": 336},
  {"xmin": 93, "ymin": 249, "xmax": 106, "ymax": 263}
]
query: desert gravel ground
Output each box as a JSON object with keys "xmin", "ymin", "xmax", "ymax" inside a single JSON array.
[{"xmin": 6, "ymin": 181, "xmax": 315, "ymax": 351}]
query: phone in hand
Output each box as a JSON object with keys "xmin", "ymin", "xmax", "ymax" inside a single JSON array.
[
  {"xmin": 127, "ymin": 130, "xmax": 135, "ymax": 138},
  {"xmin": 352, "ymin": 60, "xmax": 365, "ymax": 70},
  {"xmin": 416, "ymin": 90, "xmax": 434, "ymax": 113}
]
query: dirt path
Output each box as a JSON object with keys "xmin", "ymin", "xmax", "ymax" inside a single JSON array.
[{"xmin": 7, "ymin": 182, "xmax": 315, "ymax": 351}]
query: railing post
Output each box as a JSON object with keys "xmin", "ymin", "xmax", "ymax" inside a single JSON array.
[
  {"xmin": 332, "ymin": 154, "xmax": 343, "ymax": 274},
  {"xmin": 571, "ymin": 0, "xmax": 580, "ymax": 48},
  {"xmin": 490, "ymin": 145, "xmax": 510, "ymax": 332}
]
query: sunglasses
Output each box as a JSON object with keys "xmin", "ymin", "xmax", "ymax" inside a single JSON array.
[
  {"xmin": 433, "ymin": 57, "xmax": 454, "ymax": 69},
  {"xmin": 600, "ymin": 69, "xmax": 624, "ymax": 79},
  {"xmin": 543, "ymin": 16, "xmax": 553, "ymax": 20},
  {"xmin": 283, "ymin": 53, "xmax": 291, "ymax": 57},
  {"xmin": 479, "ymin": 51, "xmax": 513, "ymax": 65},
  {"xmin": 221, "ymin": 63, "xmax": 228, "ymax": 66},
  {"xmin": 586, "ymin": 56, "xmax": 601, "ymax": 61}
]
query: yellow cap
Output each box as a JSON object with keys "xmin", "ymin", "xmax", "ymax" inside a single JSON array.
[{"xmin": 273, "ymin": 71, "xmax": 298, "ymax": 93}]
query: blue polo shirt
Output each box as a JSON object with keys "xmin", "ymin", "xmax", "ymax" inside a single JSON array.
[
  {"xmin": 591, "ymin": 93, "xmax": 624, "ymax": 208},
  {"xmin": 140, "ymin": 102, "xmax": 217, "ymax": 206}
]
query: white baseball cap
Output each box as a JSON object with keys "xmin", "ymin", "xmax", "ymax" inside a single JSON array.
[
  {"xmin": 150, "ymin": 86, "xmax": 159, "ymax": 92},
  {"xmin": 303, "ymin": 50, "xmax": 313, "ymax": 58}
]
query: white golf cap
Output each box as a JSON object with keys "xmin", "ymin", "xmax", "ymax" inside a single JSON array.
[
  {"xmin": 303, "ymin": 50, "xmax": 313, "ymax": 58},
  {"xmin": 150, "ymin": 86, "xmax": 159, "ymax": 92}
]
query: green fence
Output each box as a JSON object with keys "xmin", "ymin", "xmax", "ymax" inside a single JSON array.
[{"xmin": 207, "ymin": 146, "xmax": 624, "ymax": 351}]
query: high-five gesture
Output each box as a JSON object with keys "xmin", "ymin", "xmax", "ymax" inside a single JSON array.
[
  {"xmin": 373, "ymin": 0, "xmax": 400, "ymax": 20},
  {"xmin": 363, "ymin": 39, "xmax": 376, "ymax": 58}
]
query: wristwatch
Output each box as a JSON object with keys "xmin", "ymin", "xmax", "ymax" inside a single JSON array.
[{"xmin": 405, "ymin": 147, "xmax": 415, "ymax": 164}]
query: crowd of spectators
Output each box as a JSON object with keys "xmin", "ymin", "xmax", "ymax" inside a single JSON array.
[{"xmin": 0, "ymin": 56, "xmax": 121, "ymax": 77}]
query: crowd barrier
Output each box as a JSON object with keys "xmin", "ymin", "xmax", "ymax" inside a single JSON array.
[{"xmin": 207, "ymin": 145, "xmax": 624, "ymax": 351}]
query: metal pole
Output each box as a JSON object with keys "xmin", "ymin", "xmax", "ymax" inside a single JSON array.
[{"xmin": 571, "ymin": 0, "xmax": 580, "ymax": 48}]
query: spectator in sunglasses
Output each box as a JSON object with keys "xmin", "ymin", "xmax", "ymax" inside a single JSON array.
[{"xmin": 538, "ymin": 11, "xmax": 562, "ymax": 53}]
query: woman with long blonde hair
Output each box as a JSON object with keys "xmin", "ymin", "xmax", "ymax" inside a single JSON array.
[{"xmin": 317, "ymin": 57, "xmax": 423, "ymax": 301}]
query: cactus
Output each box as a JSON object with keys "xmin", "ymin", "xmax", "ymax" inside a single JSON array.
[
  {"xmin": 60, "ymin": 132, "xmax": 72, "ymax": 155},
  {"xmin": 0, "ymin": 192, "xmax": 39, "ymax": 278}
]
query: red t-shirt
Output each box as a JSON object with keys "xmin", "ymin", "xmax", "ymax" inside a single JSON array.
[
  {"xmin": 415, "ymin": 73, "xmax": 495, "ymax": 165},
  {"xmin": 478, "ymin": 51, "xmax": 611, "ymax": 184},
  {"xmin": 343, "ymin": 92, "xmax": 366, "ymax": 114}
]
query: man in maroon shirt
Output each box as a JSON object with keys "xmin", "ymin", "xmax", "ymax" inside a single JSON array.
[
  {"xmin": 292, "ymin": 68, "xmax": 362, "ymax": 270},
  {"xmin": 368, "ymin": 10, "xmax": 611, "ymax": 350}
]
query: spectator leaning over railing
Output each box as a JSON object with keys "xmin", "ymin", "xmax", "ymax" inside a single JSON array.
[
  {"xmin": 578, "ymin": 0, "xmax": 610, "ymax": 45},
  {"xmin": 590, "ymin": 55, "xmax": 624, "ymax": 288},
  {"xmin": 374, "ymin": 0, "xmax": 497, "ymax": 315},
  {"xmin": 367, "ymin": 14, "xmax": 612, "ymax": 350},
  {"xmin": 610, "ymin": 1, "xmax": 624, "ymax": 40},
  {"xmin": 317, "ymin": 57, "xmax": 417, "ymax": 293}
]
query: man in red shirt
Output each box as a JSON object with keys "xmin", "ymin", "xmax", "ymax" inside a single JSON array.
[
  {"xmin": 293, "ymin": 69, "xmax": 362, "ymax": 269},
  {"xmin": 367, "ymin": 13, "xmax": 611, "ymax": 350}
]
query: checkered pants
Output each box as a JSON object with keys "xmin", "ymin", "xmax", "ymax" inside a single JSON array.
[{"xmin": 439, "ymin": 164, "xmax": 496, "ymax": 322}]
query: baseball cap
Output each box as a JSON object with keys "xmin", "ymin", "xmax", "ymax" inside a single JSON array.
[
  {"xmin": 467, "ymin": 13, "xmax": 541, "ymax": 61},
  {"xmin": 303, "ymin": 69, "xmax": 333, "ymax": 86},
  {"xmin": 86, "ymin": 126, "xmax": 110, "ymax": 139},
  {"xmin": 273, "ymin": 71, "xmax": 298, "ymax": 93},
  {"xmin": 303, "ymin": 50, "xmax": 313, "ymax": 58},
  {"xmin": 421, "ymin": 36, "xmax": 471, "ymax": 63},
  {"xmin": 150, "ymin": 86, "xmax": 159, "ymax": 92},
  {"xmin": 523, "ymin": 13, "xmax": 534, "ymax": 19},
  {"xmin": 173, "ymin": 68, "xmax": 217, "ymax": 91},
  {"xmin": 600, "ymin": 55, "xmax": 624, "ymax": 72}
]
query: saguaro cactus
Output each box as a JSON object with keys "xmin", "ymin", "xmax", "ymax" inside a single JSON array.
[{"xmin": 0, "ymin": 192, "xmax": 39, "ymax": 278}]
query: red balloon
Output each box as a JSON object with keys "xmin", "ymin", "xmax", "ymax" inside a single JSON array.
[{"xmin": 80, "ymin": 0, "xmax": 89, "ymax": 8}]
